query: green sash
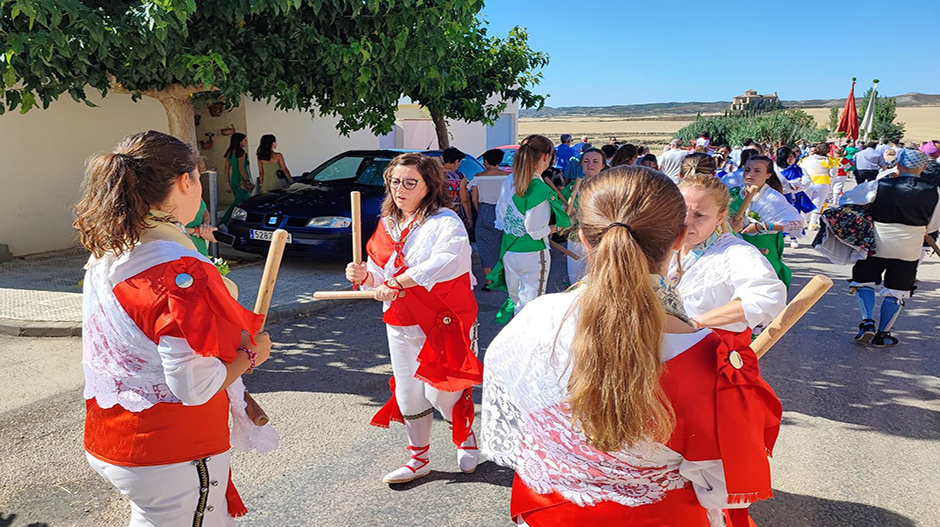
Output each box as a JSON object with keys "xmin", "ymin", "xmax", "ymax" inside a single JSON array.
[{"xmin": 486, "ymin": 179, "xmax": 570, "ymax": 324}]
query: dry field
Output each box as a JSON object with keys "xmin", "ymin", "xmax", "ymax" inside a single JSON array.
[{"xmin": 520, "ymin": 106, "xmax": 939, "ymax": 148}]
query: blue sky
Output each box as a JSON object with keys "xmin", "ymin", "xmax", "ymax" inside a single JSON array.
[{"xmin": 481, "ymin": 1, "xmax": 940, "ymax": 107}]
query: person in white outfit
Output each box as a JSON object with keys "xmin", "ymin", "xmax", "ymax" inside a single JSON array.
[
  {"xmin": 799, "ymin": 142, "xmax": 839, "ymax": 229},
  {"xmin": 488, "ymin": 135, "xmax": 570, "ymax": 323},
  {"xmin": 669, "ymin": 174, "xmax": 787, "ymax": 333},
  {"xmin": 346, "ymin": 153, "xmax": 482, "ymax": 484}
]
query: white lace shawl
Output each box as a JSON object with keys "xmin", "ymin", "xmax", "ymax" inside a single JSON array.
[
  {"xmin": 482, "ymin": 291, "xmax": 730, "ymax": 518},
  {"xmin": 82, "ymin": 240, "xmax": 277, "ymax": 453},
  {"xmin": 493, "ymin": 174, "xmax": 529, "ymax": 237}
]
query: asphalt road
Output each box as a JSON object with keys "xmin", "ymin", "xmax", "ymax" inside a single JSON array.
[{"xmin": 2, "ymin": 235, "xmax": 939, "ymax": 527}]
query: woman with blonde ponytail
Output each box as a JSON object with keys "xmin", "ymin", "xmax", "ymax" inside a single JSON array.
[
  {"xmin": 668, "ymin": 174, "xmax": 787, "ymax": 333},
  {"xmin": 482, "ymin": 166, "xmax": 782, "ymax": 527},
  {"xmin": 487, "ymin": 135, "xmax": 570, "ymax": 323}
]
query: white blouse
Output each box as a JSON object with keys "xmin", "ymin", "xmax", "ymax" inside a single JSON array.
[
  {"xmin": 743, "ymin": 184, "xmax": 805, "ymax": 234},
  {"xmin": 672, "ymin": 233, "xmax": 787, "ymax": 333},
  {"xmin": 365, "ymin": 208, "xmax": 473, "ymax": 309}
]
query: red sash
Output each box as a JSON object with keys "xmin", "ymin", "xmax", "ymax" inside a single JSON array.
[
  {"xmin": 366, "ymin": 219, "xmax": 482, "ymax": 444},
  {"xmin": 510, "ymin": 330, "xmax": 780, "ymax": 527}
]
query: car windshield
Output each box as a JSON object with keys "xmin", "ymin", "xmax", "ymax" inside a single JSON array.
[{"xmin": 303, "ymin": 155, "xmax": 391, "ymax": 186}]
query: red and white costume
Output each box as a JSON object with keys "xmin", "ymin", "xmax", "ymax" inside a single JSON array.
[
  {"xmin": 482, "ymin": 289, "xmax": 781, "ymax": 527},
  {"xmin": 362, "ymin": 208, "xmax": 482, "ymax": 479},
  {"xmin": 82, "ymin": 213, "xmax": 278, "ymax": 526}
]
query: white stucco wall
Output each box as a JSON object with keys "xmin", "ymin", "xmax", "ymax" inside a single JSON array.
[
  {"xmin": 243, "ymin": 101, "xmax": 380, "ymax": 177},
  {"xmin": 0, "ymin": 92, "xmax": 168, "ymax": 256}
]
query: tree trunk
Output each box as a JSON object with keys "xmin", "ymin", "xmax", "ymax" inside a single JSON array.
[
  {"xmin": 153, "ymin": 91, "xmax": 204, "ymax": 169},
  {"xmin": 430, "ymin": 109, "xmax": 450, "ymax": 150}
]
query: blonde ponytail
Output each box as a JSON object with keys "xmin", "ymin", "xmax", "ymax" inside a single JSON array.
[
  {"xmin": 568, "ymin": 166, "xmax": 686, "ymax": 450},
  {"xmin": 513, "ymin": 134, "xmax": 554, "ymax": 197}
]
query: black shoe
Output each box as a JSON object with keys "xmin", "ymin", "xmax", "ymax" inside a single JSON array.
[
  {"xmin": 872, "ymin": 331, "xmax": 899, "ymax": 348},
  {"xmin": 854, "ymin": 319, "xmax": 876, "ymax": 344}
]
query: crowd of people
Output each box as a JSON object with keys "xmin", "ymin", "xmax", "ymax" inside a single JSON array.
[{"xmin": 75, "ymin": 128, "xmax": 939, "ymax": 527}]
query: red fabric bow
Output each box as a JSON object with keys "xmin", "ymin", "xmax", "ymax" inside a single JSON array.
[{"xmin": 710, "ymin": 329, "xmax": 782, "ymax": 514}]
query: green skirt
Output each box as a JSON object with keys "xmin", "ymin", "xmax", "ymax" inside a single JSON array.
[{"xmin": 743, "ymin": 232, "xmax": 791, "ymax": 289}]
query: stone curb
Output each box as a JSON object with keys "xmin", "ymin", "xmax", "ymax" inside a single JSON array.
[
  {"xmin": 0, "ymin": 318, "xmax": 83, "ymax": 338},
  {"xmin": 0, "ymin": 298, "xmax": 366, "ymax": 338}
]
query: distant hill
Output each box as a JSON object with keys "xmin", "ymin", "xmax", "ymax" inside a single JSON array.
[{"xmin": 521, "ymin": 92, "xmax": 940, "ymax": 119}]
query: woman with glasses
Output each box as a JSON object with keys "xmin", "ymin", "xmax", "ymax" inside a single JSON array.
[{"xmin": 345, "ymin": 153, "xmax": 482, "ymax": 484}]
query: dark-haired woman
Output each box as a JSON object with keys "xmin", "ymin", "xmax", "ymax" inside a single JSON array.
[
  {"xmin": 345, "ymin": 153, "xmax": 482, "ymax": 484},
  {"xmin": 75, "ymin": 131, "xmax": 276, "ymax": 526},
  {"xmin": 469, "ymin": 149, "xmax": 509, "ymax": 289},
  {"xmin": 221, "ymin": 133, "xmax": 252, "ymax": 224},
  {"xmin": 256, "ymin": 134, "xmax": 294, "ymax": 193},
  {"xmin": 774, "ymin": 146, "xmax": 815, "ymax": 249},
  {"xmin": 488, "ymin": 135, "xmax": 570, "ymax": 323},
  {"xmin": 729, "ymin": 156, "xmax": 804, "ymax": 288},
  {"xmin": 482, "ymin": 166, "xmax": 781, "ymax": 527}
]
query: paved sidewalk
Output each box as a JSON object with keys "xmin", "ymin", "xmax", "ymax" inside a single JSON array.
[{"xmin": 0, "ymin": 245, "xmax": 352, "ymax": 337}]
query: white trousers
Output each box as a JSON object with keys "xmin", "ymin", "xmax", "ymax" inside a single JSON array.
[
  {"xmin": 503, "ymin": 248, "xmax": 550, "ymax": 315},
  {"xmin": 87, "ymin": 451, "xmax": 235, "ymax": 527},
  {"xmin": 387, "ymin": 324, "xmax": 463, "ymax": 420},
  {"xmin": 804, "ymin": 183, "xmax": 831, "ymax": 227},
  {"xmin": 830, "ymin": 176, "xmax": 846, "ymax": 203},
  {"xmin": 566, "ymin": 239, "xmax": 586, "ymax": 285}
]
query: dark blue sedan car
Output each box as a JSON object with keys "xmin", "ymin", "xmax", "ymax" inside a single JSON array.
[{"xmin": 226, "ymin": 149, "xmax": 484, "ymax": 257}]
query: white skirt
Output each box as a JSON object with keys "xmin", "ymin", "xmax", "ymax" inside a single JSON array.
[{"xmin": 87, "ymin": 450, "xmax": 236, "ymax": 527}]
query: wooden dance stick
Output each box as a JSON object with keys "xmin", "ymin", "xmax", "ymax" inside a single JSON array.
[
  {"xmin": 351, "ymin": 191, "xmax": 363, "ymax": 285},
  {"xmin": 752, "ymin": 274, "xmax": 833, "ymax": 359},
  {"xmin": 312, "ymin": 290, "xmax": 405, "ymax": 300},
  {"xmin": 925, "ymin": 234, "xmax": 940, "ymax": 259},
  {"xmin": 243, "ymin": 228, "xmax": 289, "ymax": 425},
  {"xmin": 543, "ymin": 177, "xmax": 567, "ymax": 201},
  {"xmin": 550, "ymin": 240, "xmax": 581, "ymax": 260},
  {"xmin": 732, "ymin": 185, "xmax": 760, "ymax": 225}
]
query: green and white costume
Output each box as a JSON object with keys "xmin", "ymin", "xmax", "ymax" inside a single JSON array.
[{"xmin": 486, "ymin": 174, "xmax": 570, "ymax": 323}]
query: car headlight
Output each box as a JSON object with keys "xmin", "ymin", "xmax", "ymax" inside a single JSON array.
[
  {"xmin": 306, "ymin": 216, "xmax": 352, "ymax": 228},
  {"xmin": 232, "ymin": 207, "xmax": 248, "ymax": 221}
]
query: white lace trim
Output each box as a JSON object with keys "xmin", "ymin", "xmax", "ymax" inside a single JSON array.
[
  {"xmin": 82, "ymin": 253, "xmax": 182, "ymax": 412},
  {"xmin": 494, "ymin": 174, "xmax": 529, "ymax": 238}
]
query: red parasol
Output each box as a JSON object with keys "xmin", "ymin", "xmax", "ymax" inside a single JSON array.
[{"xmin": 836, "ymin": 78, "xmax": 859, "ymax": 141}]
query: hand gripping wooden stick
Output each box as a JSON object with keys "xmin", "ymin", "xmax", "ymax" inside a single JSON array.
[
  {"xmin": 351, "ymin": 191, "xmax": 363, "ymax": 285},
  {"xmin": 752, "ymin": 274, "xmax": 833, "ymax": 359},
  {"xmin": 243, "ymin": 228, "xmax": 289, "ymax": 426}
]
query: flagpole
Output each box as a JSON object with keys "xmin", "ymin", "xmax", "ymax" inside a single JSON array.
[{"xmin": 860, "ymin": 79, "xmax": 879, "ymax": 141}]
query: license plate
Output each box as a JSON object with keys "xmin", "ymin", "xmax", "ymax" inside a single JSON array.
[{"xmin": 249, "ymin": 230, "xmax": 292, "ymax": 243}]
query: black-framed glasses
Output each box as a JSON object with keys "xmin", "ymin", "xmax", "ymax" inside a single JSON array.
[{"xmin": 389, "ymin": 178, "xmax": 421, "ymax": 190}]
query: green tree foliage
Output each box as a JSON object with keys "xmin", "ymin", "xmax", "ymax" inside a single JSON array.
[
  {"xmin": 828, "ymin": 107, "xmax": 840, "ymax": 131},
  {"xmin": 0, "ymin": 0, "xmax": 489, "ymax": 148},
  {"xmin": 857, "ymin": 88, "xmax": 905, "ymax": 142},
  {"xmin": 735, "ymin": 98, "xmax": 783, "ymax": 118},
  {"xmin": 675, "ymin": 110, "xmax": 828, "ymax": 147},
  {"xmin": 402, "ymin": 24, "xmax": 549, "ymax": 149}
]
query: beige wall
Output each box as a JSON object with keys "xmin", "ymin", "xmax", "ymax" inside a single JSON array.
[
  {"xmin": 243, "ymin": 100, "xmax": 381, "ymax": 179},
  {"xmin": 0, "ymin": 92, "xmax": 168, "ymax": 256}
]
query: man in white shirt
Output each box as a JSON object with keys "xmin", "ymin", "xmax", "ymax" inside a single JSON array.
[
  {"xmin": 659, "ymin": 138, "xmax": 689, "ymax": 183},
  {"xmin": 855, "ymin": 142, "xmax": 886, "ymax": 183}
]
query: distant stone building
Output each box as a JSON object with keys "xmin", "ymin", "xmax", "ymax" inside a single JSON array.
[{"xmin": 731, "ymin": 89, "xmax": 779, "ymax": 111}]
